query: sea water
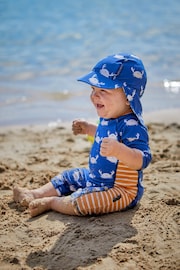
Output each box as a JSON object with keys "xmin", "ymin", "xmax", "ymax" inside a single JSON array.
[{"xmin": 0, "ymin": 0, "xmax": 180, "ymax": 126}]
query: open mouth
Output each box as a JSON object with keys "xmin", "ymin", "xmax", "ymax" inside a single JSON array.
[{"xmin": 96, "ymin": 103, "xmax": 104, "ymax": 109}]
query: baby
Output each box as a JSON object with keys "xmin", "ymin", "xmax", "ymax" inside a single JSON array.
[{"xmin": 13, "ymin": 53, "xmax": 152, "ymax": 217}]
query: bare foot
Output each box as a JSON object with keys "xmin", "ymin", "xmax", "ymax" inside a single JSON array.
[
  {"xmin": 29, "ymin": 197, "xmax": 52, "ymax": 217},
  {"xmin": 13, "ymin": 186, "xmax": 35, "ymax": 207}
]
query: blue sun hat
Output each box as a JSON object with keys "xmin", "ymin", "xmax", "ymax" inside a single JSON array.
[{"xmin": 78, "ymin": 53, "xmax": 147, "ymax": 124}]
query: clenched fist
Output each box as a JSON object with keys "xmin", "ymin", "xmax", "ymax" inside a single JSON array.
[
  {"xmin": 100, "ymin": 138, "xmax": 119, "ymax": 157},
  {"xmin": 72, "ymin": 120, "xmax": 88, "ymax": 135}
]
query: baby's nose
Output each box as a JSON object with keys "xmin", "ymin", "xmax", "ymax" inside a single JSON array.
[{"xmin": 91, "ymin": 91, "xmax": 99, "ymax": 98}]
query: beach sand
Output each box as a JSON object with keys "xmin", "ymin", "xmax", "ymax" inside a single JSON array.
[{"xmin": 0, "ymin": 109, "xmax": 180, "ymax": 270}]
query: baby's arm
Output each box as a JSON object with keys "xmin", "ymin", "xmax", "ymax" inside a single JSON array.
[
  {"xmin": 72, "ymin": 120, "xmax": 97, "ymax": 137},
  {"xmin": 100, "ymin": 138, "xmax": 143, "ymax": 170}
]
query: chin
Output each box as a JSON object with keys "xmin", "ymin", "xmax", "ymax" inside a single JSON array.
[
  {"xmin": 97, "ymin": 111, "xmax": 104, "ymax": 117},
  {"xmin": 98, "ymin": 114, "xmax": 109, "ymax": 119},
  {"xmin": 96, "ymin": 109, "xmax": 110, "ymax": 118}
]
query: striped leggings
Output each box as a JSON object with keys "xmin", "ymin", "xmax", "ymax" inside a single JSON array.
[{"xmin": 72, "ymin": 162, "xmax": 139, "ymax": 216}]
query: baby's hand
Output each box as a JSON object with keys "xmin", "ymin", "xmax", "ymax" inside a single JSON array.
[
  {"xmin": 100, "ymin": 138, "xmax": 119, "ymax": 157},
  {"xmin": 72, "ymin": 120, "xmax": 88, "ymax": 135}
]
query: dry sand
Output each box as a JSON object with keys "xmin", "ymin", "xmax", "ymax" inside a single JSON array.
[{"xmin": 0, "ymin": 109, "xmax": 180, "ymax": 270}]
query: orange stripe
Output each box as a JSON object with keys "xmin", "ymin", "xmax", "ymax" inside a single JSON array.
[
  {"xmin": 116, "ymin": 170, "xmax": 138, "ymax": 175},
  {"xmin": 78, "ymin": 195, "xmax": 89, "ymax": 215},
  {"xmin": 103, "ymin": 190, "xmax": 111, "ymax": 213},
  {"xmin": 104, "ymin": 189, "xmax": 114, "ymax": 213},
  {"xmin": 108, "ymin": 189, "xmax": 117, "ymax": 212},
  {"xmin": 101, "ymin": 191, "xmax": 109, "ymax": 213}
]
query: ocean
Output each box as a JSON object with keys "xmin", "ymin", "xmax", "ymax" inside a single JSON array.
[{"xmin": 0, "ymin": 0, "xmax": 180, "ymax": 126}]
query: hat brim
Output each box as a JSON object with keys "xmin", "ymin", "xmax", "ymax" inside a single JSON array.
[{"xmin": 78, "ymin": 71, "xmax": 123, "ymax": 89}]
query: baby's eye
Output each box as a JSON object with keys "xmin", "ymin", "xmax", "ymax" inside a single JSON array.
[{"xmin": 99, "ymin": 89, "xmax": 108, "ymax": 93}]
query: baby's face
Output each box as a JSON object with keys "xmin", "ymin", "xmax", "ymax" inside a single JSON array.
[{"xmin": 90, "ymin": 86, "xmax": 132, "ymax": 119}]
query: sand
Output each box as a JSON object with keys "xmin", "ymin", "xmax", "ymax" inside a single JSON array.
[{"xmin": 0, "ymin": 109, "xmax": 180, "ymax": 270}]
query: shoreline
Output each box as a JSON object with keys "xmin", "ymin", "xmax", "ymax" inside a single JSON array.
[{"xmin": 0, "ymin": 108, "xmax": 179, "ymax": 131}]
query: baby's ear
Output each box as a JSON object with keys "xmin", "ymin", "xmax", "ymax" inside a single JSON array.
[{"xmin": 126, "ymin": 100, "xmax": 130, "ymax": 106}]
